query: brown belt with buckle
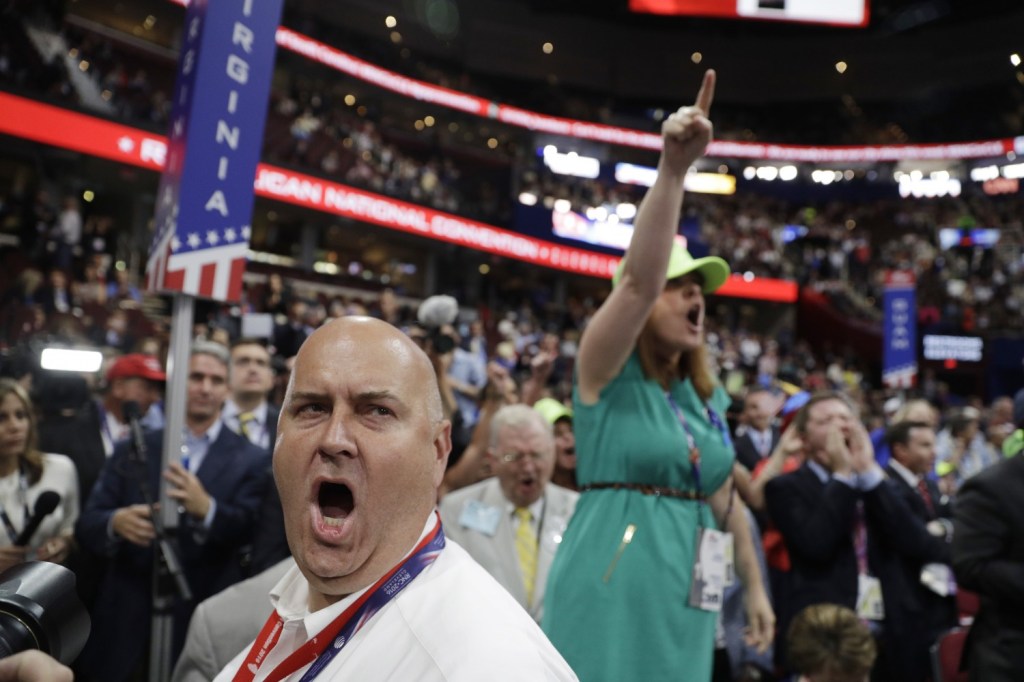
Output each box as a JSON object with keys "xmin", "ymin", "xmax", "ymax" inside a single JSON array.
[{"xmin": 579, "ymin": 482, "xmax": 705, "ymax": 501}]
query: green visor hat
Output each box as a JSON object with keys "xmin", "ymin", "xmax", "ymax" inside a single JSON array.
[{"xmin": 612, "ymin": 242, "xmax": 730, "ymax": 294}]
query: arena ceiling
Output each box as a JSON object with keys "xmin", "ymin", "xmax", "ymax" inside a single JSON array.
[{"xmin": 287, "ymin": 0, "xmax": 1024, "ymax": 112}]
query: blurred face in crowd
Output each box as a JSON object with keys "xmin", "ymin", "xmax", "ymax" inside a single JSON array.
[
  {"xmin": 902, "ymin": 401, "xmax": 938, "ymax": 429},
  {"xmin": 893, "ymin": 425, "xmax": 936, "ymax": 476},
  {"xmin": 274, "ymin": 317, "xmax": 450, "ymax": 610},
  {"xmin": 988, "ymin": 396, "xmax": 1013, "ymax": 428},
  {"xmin": 0, "ymin": 391, "xmax": 31, "ymax": 463},
  {"xmin": 802, "ymin": 398, "xmax": 855, "ymax": 466},
  {"xmin": 489, "ymin": 416, "xmax": 556, "ymax": 509},
  {"xmin": 648, "ymin": 272, "xmax": 706, "ymax": 354},
  {"xmin": 186, "ymin": 353, "xmax": 229, "ymax": 429},
  {"xmin": 230, "ymin": 343, "xmax": 274, "ymax": 402},
  {"xmin": 111, "ymin": 377, "xmax": 163, "ymax": 416},
  {"xmin": 553, "ymin": 419, "xmax": 576, "ymax": 474},
  {"xmin": 744, "ymin": 391, "xmax": 775, "ymax": 432}
]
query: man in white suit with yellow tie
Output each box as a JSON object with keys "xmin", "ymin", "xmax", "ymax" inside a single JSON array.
[{"xmin": 440, "ymin": 403, "xmax": 578, "ymax": 623}]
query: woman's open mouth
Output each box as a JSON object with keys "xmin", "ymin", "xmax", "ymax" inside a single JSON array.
[{"xmin": 686, "ymin": 305, "xmax": 703, "ymax": 330}]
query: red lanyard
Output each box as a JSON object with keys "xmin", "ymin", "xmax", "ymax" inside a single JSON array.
[{"xmin": 233, "ymin": 519, "xmax": 443, "ymax": 682}]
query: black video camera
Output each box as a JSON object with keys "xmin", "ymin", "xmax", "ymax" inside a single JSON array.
[{"xmin": 0, "ymin": 562, "xmax": 90, "ymax": 664}]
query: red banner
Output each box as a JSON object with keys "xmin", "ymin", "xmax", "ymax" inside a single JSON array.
[{"xmin": 0, "ymin": 92, "xmax": 799, "ymax": 301}]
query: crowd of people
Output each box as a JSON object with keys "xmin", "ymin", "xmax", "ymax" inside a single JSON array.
[
  {"xmin": 3, "ymin": 5, "xmax": 1024, "ymax": 344},
  {"xmin": 0, "ymin": 69, "xmax": 1019, "ymax": 682},
  {"xmin": 2, "ymin": 5, "xmax": 1024, "ymax": 682}
]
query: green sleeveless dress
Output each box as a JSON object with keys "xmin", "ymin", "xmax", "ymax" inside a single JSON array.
[{"xmin": 543, "ymin": 353, "xmax": 734, "ymax": 681}]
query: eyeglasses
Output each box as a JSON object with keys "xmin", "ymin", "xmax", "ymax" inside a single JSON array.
[{"xmin": 499, "ymin": 451, "xmax": 545, "ymax": 464}]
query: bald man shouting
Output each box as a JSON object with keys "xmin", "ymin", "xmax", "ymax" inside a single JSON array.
[{"xmin": 215, "ymin": 317, "xmax": 576, "ymax": 681}]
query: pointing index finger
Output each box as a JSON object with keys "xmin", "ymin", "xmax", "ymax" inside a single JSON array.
[{"xmin": 695, "ymin": 69, "xmax": 716, "ymax": 115}]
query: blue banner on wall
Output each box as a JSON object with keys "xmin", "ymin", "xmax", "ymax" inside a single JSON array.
[
  {"xmin": 146, "ymin": 0, "xmax": 284, "ymax": 302},
  {"xmin": 882, "ymin": 270, "xmax": 918, "ymax": 388}
]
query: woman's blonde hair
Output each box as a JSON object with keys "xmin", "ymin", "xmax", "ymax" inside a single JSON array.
[{"xmin": 0, "ymin": 379, "xmax": 43, "ymax": 485}]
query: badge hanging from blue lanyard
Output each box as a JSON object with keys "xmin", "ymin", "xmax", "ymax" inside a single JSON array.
[{"xmin": 665, "ymin": 391, "xmax": 736, "ymax": 612}]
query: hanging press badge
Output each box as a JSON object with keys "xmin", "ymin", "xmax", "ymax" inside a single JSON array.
[
  {"xmin": 688, "ymin": 526, "xmax": 734, "ymax": 612},
  {"xmin": 856, "ymin": 574, "xmax": 885, "ymax": 621}
]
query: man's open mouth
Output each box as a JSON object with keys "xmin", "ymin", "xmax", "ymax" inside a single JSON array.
[{"xmin": 318, "ymin": 481, "xmax": 354, "ymax": 526}]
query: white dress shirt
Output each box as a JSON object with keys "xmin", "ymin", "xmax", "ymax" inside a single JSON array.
[{"xmin": 215, "ymin": 513, "xmax": 578, "ymax": 681}]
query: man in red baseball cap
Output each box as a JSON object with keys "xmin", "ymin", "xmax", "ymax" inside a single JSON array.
[{"xmin": 102, "ymin": 353, "xmax": 166, "ymax": 455}]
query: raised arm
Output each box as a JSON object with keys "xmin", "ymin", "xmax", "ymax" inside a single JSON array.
[
  {"xmin": 576, "ymin": 70, "xmax": 716, "ymax": 404},
  {"xmin": 742, "ymin": 424, "xmax": 804, "ymax": 512}
]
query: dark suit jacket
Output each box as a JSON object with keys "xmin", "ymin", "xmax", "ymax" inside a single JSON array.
[
  {"xmin": 952, "ymin": 454, "xmax": 1024, "ymax": 682},
  {"xmin": 883, "ymin": 464, "xmax": 950, "ymax": 522},
  {"xmin": 74, "ymin": 426, "xmax": 269, "ymax": 682},
  {"xmin": 883, "ymin": 465, "xmax": 958, "ymax": 679},
  {"xmin": 246, "ymin": 403, "xmax": 294, "ymax": 575},
  {"xmin": 734, "ymin": 426, "xmax": 780, "ymax": 472},
  {"xmin": 765, "ymin": 463, "xmax": 949, "ymax": 680}
]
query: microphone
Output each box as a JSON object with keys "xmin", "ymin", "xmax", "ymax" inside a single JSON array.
[
  {"xmin": 122, "ymin": 400, "xmax": 148, "ymax": 463},
  {"xmin": 14, "ymin": 490, "xmax": 61, "ymax": 546}
]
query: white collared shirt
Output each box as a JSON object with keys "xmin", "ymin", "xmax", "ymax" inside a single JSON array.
[
  {"xmin": 506, "ymin": 496, "xmax": 546, "ymax": 536},
  {"xmin": 231, "ymin": 514, "xmax": 438, "ymax": 682},
  {"xmin": 214, "ymin": 511, "xmax": 578, "ymax": 681},
  {"xmin": 887, "ymin": 458, "xmax": 921, "ymax": 489}
]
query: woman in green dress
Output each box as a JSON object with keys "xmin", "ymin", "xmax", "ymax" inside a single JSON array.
[{"xmin": 542, "ymin": 70, "xmax": 774, "ymax": 681}]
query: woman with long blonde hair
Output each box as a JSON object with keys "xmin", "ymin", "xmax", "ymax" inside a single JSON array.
[{"xmin": 0, "ymin": 378, "xmax": 79, "ymax": 571}]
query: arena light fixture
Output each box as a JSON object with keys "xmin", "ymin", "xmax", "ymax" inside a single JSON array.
[
  {"xmin": 40, "ymin": 348, "xmax": 103, "ymax": 373},
  {"xmin": 1011, "ymin": 53, "xmax": 1021, "ymax": 67},
  {"xmin": 969, "ymin": 166, "xmax": 999, "ymax": 182}
]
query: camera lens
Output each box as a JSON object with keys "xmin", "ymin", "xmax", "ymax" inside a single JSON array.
[{"xmin": 0, "ymin": 562, "xmax": 90, "ymax": 664}]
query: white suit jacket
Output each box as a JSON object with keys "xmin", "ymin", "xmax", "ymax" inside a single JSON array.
[{"xmin": 439, "ymin": 477, "xmax": 578, "ymax": 623}]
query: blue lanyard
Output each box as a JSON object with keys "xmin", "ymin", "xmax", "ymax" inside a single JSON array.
[
  {"xmin": 664, "ymin": 392, "xmax": 732, "ymax": 499},
  {"xmin": 297, "ymin": 523, "xmax": 446, "ymax": 681},
  {"xmin": 665, "ymin": 392, "xmax": 705, "ymax": 496}
]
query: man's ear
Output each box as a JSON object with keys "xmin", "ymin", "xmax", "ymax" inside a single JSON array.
[{"xmin": 432, "ymin": 419, "xmax": 453, "ymax": 486}]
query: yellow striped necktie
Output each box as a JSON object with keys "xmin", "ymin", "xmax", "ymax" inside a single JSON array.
[
  {"xmin": 239, "ymin": 411, "xmax": 257, "ymax": 441},
  {"xmin": 514, "ymin": 507, "xmax": 537, "ymax": 605}
]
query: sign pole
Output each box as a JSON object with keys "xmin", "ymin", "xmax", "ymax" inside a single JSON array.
[
  {"xmin": 143, "ymin": 0, "xmax": 284, "ymax": 674},
  {"xmin": 150, "ymin": 293, "xmax": 194, "ymax": 682}
]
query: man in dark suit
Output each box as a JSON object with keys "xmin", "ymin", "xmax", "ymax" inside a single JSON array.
[
  {"xmin": 223, "ymin": 338, "xmax": 288, "ymax": 575},
  {"xmin": 952, "ymin": 388, "xmax": 1024, "ymax": 681},
  {"xmin": 883, "ymin": 420, "xmax": 957, "ymax": 682},
  {"xmin": 765, "ymin": 392, "xmax": 949, "ymax": 681},
  {"xmin": 223, "ymin": 338, "xmax": 279, "ymax": 452},
  {"xmin": 74, "ymin": 341, "xmax": 269, "ymax": 682},
  {"xmin": 734, "ymin": 386, "xmax": 781, "ymax": 472}
]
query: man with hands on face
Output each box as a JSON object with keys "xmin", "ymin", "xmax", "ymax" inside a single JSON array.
[
  {"xmin": 74, "ymin": 341, "xmax": 269, "ymax": 682},
  {"xmin": 764, "ymin": 392, "xmax": 950, "ymax": 681}
]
